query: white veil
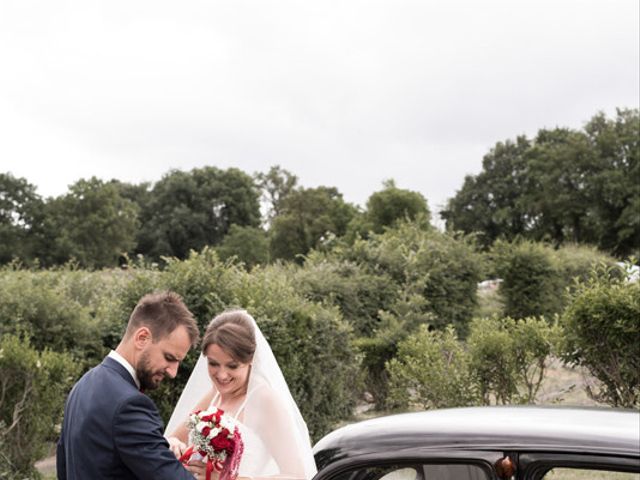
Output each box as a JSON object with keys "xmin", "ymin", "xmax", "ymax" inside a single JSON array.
[{"xmin": 165, "ymin": 312, "xmax": 317, "ymax": 479}]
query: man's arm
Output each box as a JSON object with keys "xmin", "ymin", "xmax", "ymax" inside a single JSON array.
[
  {"xmin": 56, "ymin": 431, "xmax": 66, "ymax": 480},
  {"xmin": 113, "ymin": 395, "xmax": 196, "ymax": 480}
]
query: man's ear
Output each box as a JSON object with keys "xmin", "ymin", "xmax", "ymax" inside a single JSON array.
[{"xmin": 133, "ymin": 326, "xmax": 152, "ymax": 350}]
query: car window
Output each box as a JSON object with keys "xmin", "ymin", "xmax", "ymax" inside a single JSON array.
[
  {"xmin": 543, "ymin": 467, "xmax": 640, "ymax": 479},
  {"xmin": 378, "ymin": 467, "xmax": 418, "ymax": 480},
  {"xmin": 331, "ymin": 463, "xmax": 489, "ymax": 480}
]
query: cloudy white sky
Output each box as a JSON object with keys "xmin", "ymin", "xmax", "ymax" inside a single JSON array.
[{"xmin": 1, "ymin": 1, "xmax": 638, "ymax": 218}]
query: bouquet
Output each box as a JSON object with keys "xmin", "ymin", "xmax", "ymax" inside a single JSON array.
[{"xmin": 179, "ymin": 407, "xmax": 244, "ymax": 480}]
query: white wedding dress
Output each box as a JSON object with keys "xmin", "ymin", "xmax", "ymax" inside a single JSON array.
[{"xmin": 209, "ymin": 386, "xmax": 278, "ymax": 476}]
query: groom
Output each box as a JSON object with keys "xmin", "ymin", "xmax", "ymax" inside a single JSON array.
[{"xmin": 57, "ymin": 291, "xmax": 204, "ymax": 479}]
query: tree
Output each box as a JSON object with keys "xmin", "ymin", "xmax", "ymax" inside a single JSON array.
[
  {"xmin": 269, "ymin": 186, "xmax": 357, "ymax": 262},
  {"xmin": 254, "ymin": 165, "xmax": 298, "ymax": 225},
  {"xmin": 0, "ymin": 173, "xmax": 43, "ymax": 264},
  {"xmin": 441, "ymin": 136, "xmax": 532, "ymax": 247},
  {"xmin": 441, "ymin": 109, "xmax": 640, "ymax": 257},
  {"xmin": 137, "ymin": 167, "xmax": 261, "ymax": 260},
  {"xmin": 583, "ymin": 109, "xmax": 640, "ymax": 258},
  {"xmin": 216, "ymin": 224, "xmax": 270, "ymax": 268},
  {"xmin": 525, "ymin": 128, "xmax": 600, "ymax": 245},
  {"xmin": 359, "ymin": 180, "xmax": 431, "ymax": 235},
  {"xmin": 40, "ymin": 177, "xmax": 140, "ymax": 268}
]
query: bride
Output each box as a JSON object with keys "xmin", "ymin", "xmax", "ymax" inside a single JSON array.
[{"xmin": 165, "ymin": 309, "xmax": 317, "ymax": 480}]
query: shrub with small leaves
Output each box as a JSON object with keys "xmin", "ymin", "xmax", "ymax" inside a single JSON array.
[
  {"xmin": 468, "ymin": 316, "xmax": 561, "ymax": 405},
  {"xmin": 0, "ymin": 335, "xmax": 79, "ymax": 478},
  {"xmin": 560, "ymin": 264, "xmax": 640, "ymax": 407},
  {"xmin": 386, "ymin": 325, "xmax": 478, "ymax": 410}
]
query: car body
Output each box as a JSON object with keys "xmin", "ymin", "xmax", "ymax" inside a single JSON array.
[{"xmin": 312, "ymin": 406, "xmax": 640, "ymax": 480}]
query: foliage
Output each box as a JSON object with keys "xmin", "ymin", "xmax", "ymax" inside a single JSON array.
[
  {"xmin": 310, "ymin": 222, "xmax": 483, "ymax": 407},
  {"xmin": 387, "ymin": 325, "xmax": 478, "ymax": 410},
  {"xmin": 254, "ymin": 165, "xmax": 298, "ymax": 225},
  {"xmin": 583, "ymin": 109, "xmax": 640, "ymax": 258},
  {"xmin": 39, "ymin": 177, "xmax": 140, "ymax": 268},
  {"xmin": 552, "ymin": 243, "xmax": 618, "ymax": 292},
  {"xmin": 354, "ymin": 179, "xmax": 431, "ymax": 236},
  {"xmin": 0, "ymin": 268, "xmax": 106, "ymax": 365},
  {"xmin": 137, "ymin": 167, "xmax": 261, "ymax": 260},
  {"xmin": 442, "ymin": 109, "xmax": 640, "ymax": 257},
  {"xmin": 0, "ymin": 173, "xmax": 43, "ymax": 265},
  {"xmin": 467, "ymin": 316, "xmax": 560, "ymax": 404},
  {"xmin": 343, "ymin": 222, "xmax": 484, "ymax": 334},
  {"xmin": 560, "ymin": 264, "xmax": 640, "ymax": 407},
  {"xmin": 441, "ymin": 136, "xmax": 532, "ymax": 248},
  {"xmin": 269, "ymin": 186, "xmax": 357, "ymax": 262},
  {"xmin": 293, "ymin": 253, "xmax": 398, "ymax": 337},
  {"xmin": 492, "ymin": 240, "xmax": 563, "ymax": 319},
  {"xmin": 216, "ymin": 224, "xmax": 270, "ymax": 268},
  {"xmin": 0, "ymin": 335, "xmax": 79, "ymax": 479},
  {"xmin": 353, "ymin": 310, "xmax": 419, "ymax": 408},
  {"xmin": 491, "ymin": 240, "xmax": 617, "ymax": 319}
]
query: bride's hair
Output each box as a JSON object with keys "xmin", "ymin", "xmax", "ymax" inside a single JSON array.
[{"xmin": 202, "ymin": 310, "xmax": 256, "ymax": 363}]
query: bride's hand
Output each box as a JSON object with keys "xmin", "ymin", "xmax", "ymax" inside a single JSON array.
[
  {"xmin": 166, "ymin": 436, "xmax": 187, "ymax": 459},
  {"xmin": 185, "ymin": 459, "xmax": 212, "ymax": 480}
]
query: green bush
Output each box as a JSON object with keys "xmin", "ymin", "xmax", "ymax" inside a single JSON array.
[
  {"xmin": 308, "ymin": 223, "xmax": 483, "ymax": 408},
  {"xmin": 492, "ymin": 241, "xmax": 616, "ymax": 319},
  {"xmin": 0, "ymin": 269, "xmax": 101, "ymax": 363},
  {"xmin": 293, "ymin": 253, "xmax": 398, "ymax": 337},
  {"xmin": 0, "ymin": 335, "xmax": 79, "ymax": 479},
  {"xmin": 216, "ymin": 224, "xmax": 270, "ymax": 268},
  {"xmin": 386, "ymin": 325, "xmax": 478, "ymax": 410},
  {"xmin": 560, "ymin": 265, "xmax": 640, "ymax": 407},
  {"xmin": 340, "ymin": 222, "xmax": 484, "ymax": 335},
  {"xmin": 492, "ymin": 240, "xmax": 561, "ymax": 319},
  {"xmin": 467, "ymin": 316, "xmax": 560, "ymax": 404}
]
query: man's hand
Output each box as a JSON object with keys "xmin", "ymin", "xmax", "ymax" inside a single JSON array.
[{"xmin": 167, "ymin": 436, "xmax": 187, "ymax": 459}]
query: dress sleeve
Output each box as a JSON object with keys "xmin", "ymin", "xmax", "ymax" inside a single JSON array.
[{"xmin": 113, "ymin": 394, "xmax": 196, "ymax": 480}]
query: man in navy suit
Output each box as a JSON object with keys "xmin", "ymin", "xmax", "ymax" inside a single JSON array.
[{"xmin": 57, "ymin": 291, "xmax": 206, "ymax": 479}]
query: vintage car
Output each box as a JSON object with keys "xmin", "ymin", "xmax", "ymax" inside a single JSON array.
[{"xmin": 312, "ymin": 406, "xmax": 640, "ymax": 480}]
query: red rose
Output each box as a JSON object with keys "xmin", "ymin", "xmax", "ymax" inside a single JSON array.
[
  {"xmin": 200, "ymin": 413, "xmax": 214, "ymax": 422},
  {"xmin": 210, "ymin": 429, "xmax": 234, "ymax": 453},
  {"xmin": 201, "ymin": 426, "xmax": 211, "ymax": 437}
]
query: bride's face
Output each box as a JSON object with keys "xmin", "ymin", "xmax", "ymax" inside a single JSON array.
[{"xmin": 205, "ymin": 343, "xmax": 251, "ymax": 397}]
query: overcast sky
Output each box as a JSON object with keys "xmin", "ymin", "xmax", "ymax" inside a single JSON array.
[{"xmin": 1, "ymin": 1, "xmax": 638, "ymax": 219}]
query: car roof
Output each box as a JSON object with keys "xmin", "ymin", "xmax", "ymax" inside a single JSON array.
[{"xmin": 313, "ymin": 406, "xmax": 640, "ymax": 463}]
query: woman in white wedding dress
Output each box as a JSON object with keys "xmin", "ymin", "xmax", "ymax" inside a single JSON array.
[{"xmin": 165, "ymin": 310, "xmax": 317, "ymax": 480}]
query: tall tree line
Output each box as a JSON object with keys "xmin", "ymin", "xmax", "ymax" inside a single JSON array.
[
  {"xmin": 1, "ymin": 109, "xmax": 637, "ymax": 268},
  {"xmin": 0, "ymin": 164, "xmax": 428, "ymax": 268},
  {"xmin": 441, "ymin": 108, "xmax": 639, "ymax": 258}
]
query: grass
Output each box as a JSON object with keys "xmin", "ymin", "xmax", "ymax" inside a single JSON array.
[{"xmin": 545, "ymin": 468, "xmax": 640, "ymax": 479}]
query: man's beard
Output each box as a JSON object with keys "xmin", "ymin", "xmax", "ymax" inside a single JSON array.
[{"xmin": 136, "ymin": 351, "xmax": 166, "ymax": 391}]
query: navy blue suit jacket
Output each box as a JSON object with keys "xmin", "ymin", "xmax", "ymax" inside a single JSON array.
[{"xmin": 56, "ymin": 356, "xmax": 194, "ymax": 480}]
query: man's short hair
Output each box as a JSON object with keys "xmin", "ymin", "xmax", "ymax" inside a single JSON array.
[{"xmin": 125, "ymin": 291, "xmax": 199, "ymax": 347}]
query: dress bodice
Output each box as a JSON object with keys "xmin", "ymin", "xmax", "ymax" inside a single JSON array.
[{"xmin": 209, "ymin": 388, "xmax": 278, "ymax": 476}]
